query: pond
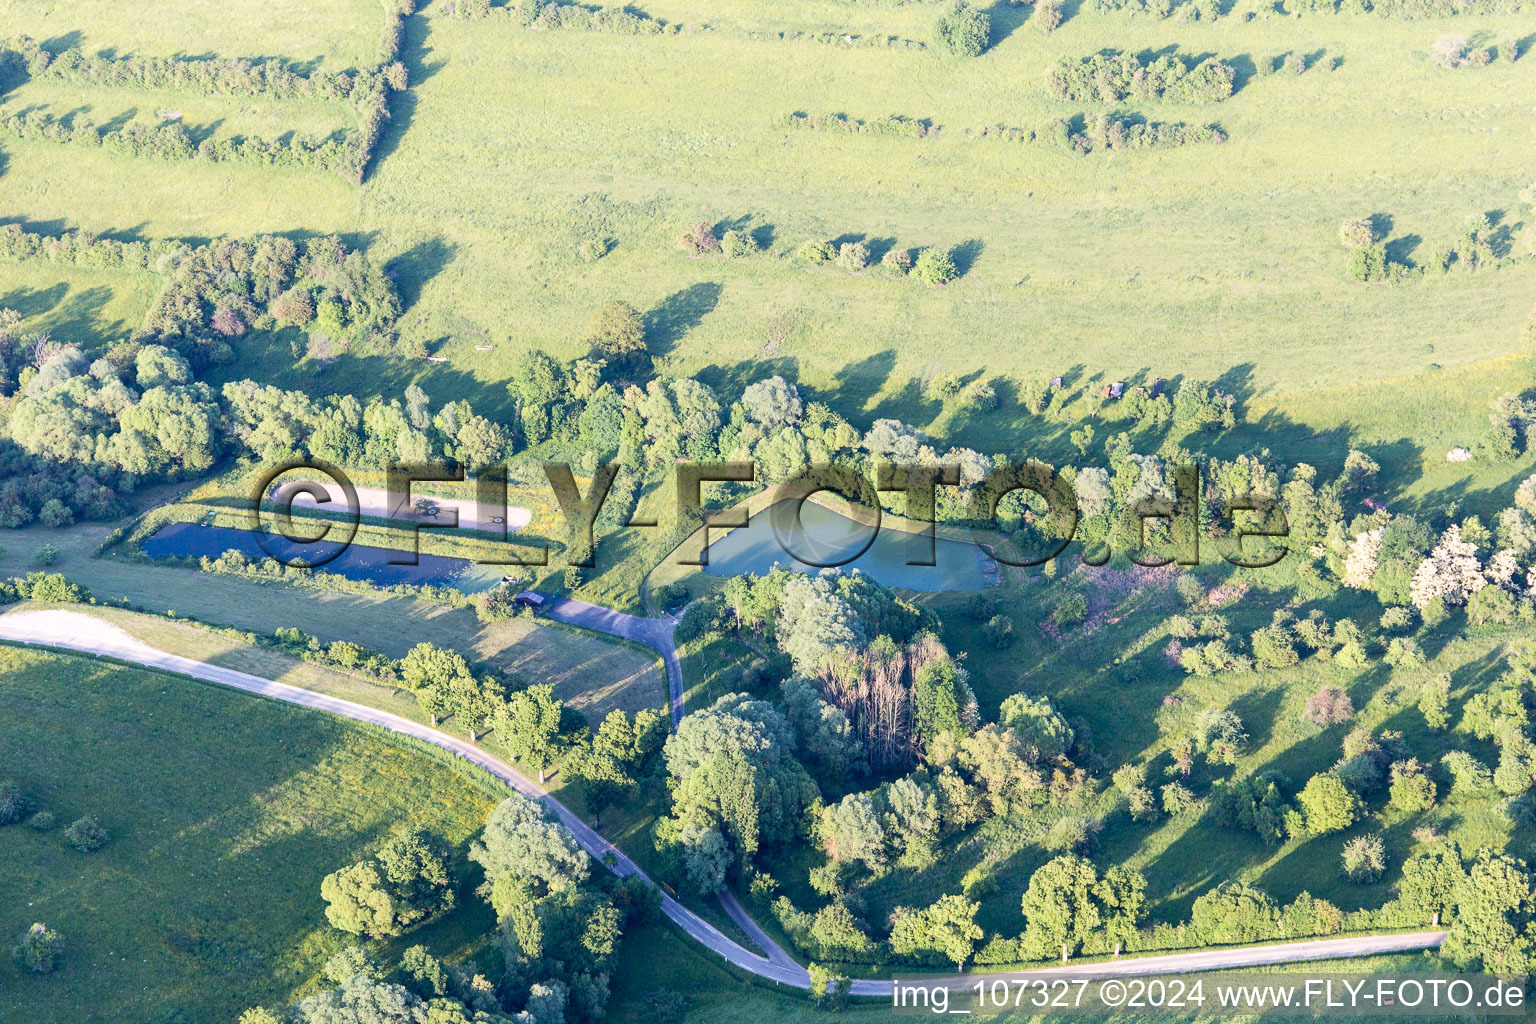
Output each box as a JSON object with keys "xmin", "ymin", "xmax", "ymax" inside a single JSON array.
[
  {"xmin": 700, "ymin": 500, "xmax": 997, "ymax": 592},
  {"xmin": 140, "ymin": 522, "xmax": 507, "ymax": 594}
]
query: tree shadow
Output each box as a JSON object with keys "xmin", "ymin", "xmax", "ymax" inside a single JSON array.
[
  {"xmin": 985, "ymin": 0, "xmax": 1028, "ymax": 50},
  {"xmin": 643, "ymin": 282, "xmax": 722, "ymax": 361},
  {"xmin": 364, "ymin": 10, "xmax": 439, "ymax": 181},
  {"xmin": 387, "ymin": 237, "xmax": 459, "ymax": 313},
  {"xmin": 951, "ymin": 238, "xmax": 985, "ymax": 278}
]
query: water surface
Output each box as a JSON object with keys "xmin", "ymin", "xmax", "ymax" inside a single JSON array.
[
  {"xmin": 141, "ymin": 522, "xmax": 505, "ymax": 594},
  {"xmin": 701, "ymin": 500, "xmax": 996, "ymax": 591}
]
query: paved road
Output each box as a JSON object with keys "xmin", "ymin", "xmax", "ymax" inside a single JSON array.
[
  {"xmin": 536, "ymin": 595, "xmax": 684, "ymax": 729},
  {"xmin": 0, "ymin": 609, "xmax": 1449, "ymax": 996}
]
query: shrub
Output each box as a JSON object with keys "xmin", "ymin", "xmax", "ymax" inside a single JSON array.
[
  {"xmin": 28, "ymin": 810, "xmax": 54, "ymax": 831},
  {"xmin": 1430, "ymin": 35, "xmax": 1491, "ymax": 69},
  {"xmin": 12, "ymin": 923, "xmax": 64, "ymax": 974},
  {"xmin": 1030, "ymin": 0, "xmax": 1063, "ymax": 32},
  {"xmin": 837, "ymin": 241, "xmax": 870, "ymax": 272},
  {"xmin": 984, "ymin": 614, "xmax": 1015, "ymax": 648},
  {"xmin": 677, "ymin": 221, "xmax": 720, "ymax": 256},
  {"xmin": 1341, "ymin": 834, "xmax": 1386, "ymax": 884},
  {"xmin": 880, "ymin": 247, "xmax": 912, "ymax": 275},
  {"xmin": 0, "ymin": 780, "xmax": 29, "ymax": 825},
  {"xmin": 32, "ymin": 544, "xmax": 60, "ymax": 566},
  {"xmin": 912, "ymin": 247, "xmax": 958, "ymax": 285},
  {"xmin": 1338, "ymin": 218, "xmax": 1376, "ymax": 250},
  {"xmin": 1051, "ymin": 592, "xmax": 1088, "ymax": 627},
  {"xmin": 1305, "ymin": 686, "xmax": 1354, "ymax": 726},
  {"xmin": 797, "ymin": 239, "xmax": 836, "ymax": 264},
  {"xmin": 577, "ymin": 237, "xmax": 610, "ymax": 261},
  {"xmin": 721, "ymin": 230, "xmax": 759, "ymax": 259},
  {"xmin": 64, "ymin": 815, "xmax": 109, "ymax": 852},
  {"xmin": 933, "ymin": 2, "xmax": 990, "ymax": 58}
]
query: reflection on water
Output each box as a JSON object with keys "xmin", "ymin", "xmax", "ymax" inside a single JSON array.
[
  {"xmin": 701, "ymin": 500, "xmax": 997, "ymax": 592},
  {"xmin": 141, "ymin": 522, "xmax": 505, "ymax": 594}
]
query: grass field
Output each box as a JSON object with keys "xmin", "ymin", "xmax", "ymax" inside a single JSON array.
[
  {"xmin": 0, "ymin": 645, "xmax": 503, "ymax": 1023},
  {"xmin": 0, "ymin": 0, "xmax": 388, "ymax": 72},
  {"xmin": 0, "ymin": 1, "xmax": 1532, "ymax": 461}
]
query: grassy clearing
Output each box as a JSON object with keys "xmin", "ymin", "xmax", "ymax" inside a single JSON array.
[
  {"xmin": 0, "ymin": 0, "xmax": 387, "ymax": 72},
  {"xmin": 0, "ymin": 256, "xmax": 160, "ymax": 346},
  {"xmin": 0, "ymin": 78, "xmax": 356, "ymax": 141},
  {"xmin": 0, "ymin": 645, "xmax": 501, "ymax": 1023}
]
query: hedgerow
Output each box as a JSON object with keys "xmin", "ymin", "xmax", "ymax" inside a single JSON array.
[
  {"xmin": 0, "ymin": 0, "xmax": 414, "ymax": 183},
  {"xmin": 1046, "ymin": 52, "xmax": 1237, "ymax": 104}
]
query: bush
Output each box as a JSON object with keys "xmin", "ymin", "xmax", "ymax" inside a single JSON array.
[
  {"xmin": 797, "ymin": 239, "xmax": 836, "ymax": 264},
  {"xmin": 28, "ymin": 810, "xmax": 54, "ymax": 831},
  {"xmin": 880, "ymin": 248, "xmax": 912, "ymax": 275},
  {"xmin": 721, "ymin": 230, "xmax": 759, "ymax": 259},
  {"xmin": 1342, "ymin": 834, "xmax": 1386, "ymax": 883},
  {"xmin": 12, "ymin": 922, "xmax": 64, "ymax": 974},
  {"xmin": 1431, "ymin": 35, "xmax": 1491, "ymax": 69},
  {"xmin": 912, "ymin": 247, "xmax": 958, "ymax": 285},
  {"xmin": 64, "ymin": 815, "xmax": 109, "ymax": 852},
  {"xmin": 32, "ymin": 544, "xmax": 60, "ymax": 566},
  {"xmin": 1030, "ymin": 0, "xmax": 1063, "ymax": 32},
  {"xmin": 677, "ymin": 222, "xmax": 720, "ymax": 256},
  {"xmin": 984, "ymin": 614, "xmax": 1015, "ymax": 648},
  {"xmin": 933, "ymin": 2, "xmax": 990, "ymax": 58},
  {"xmin": 0, "ymin": 780, "xmax": 30, "ymax": 825},
  {"xmin": 837, "ymin": 241, "xmax": 870, "ymax": 272},
  {"xmin": 1051, "ymin": 592, "xmax": 1088, "ymax": 627},
  {"xmin": 1305, "ymin": 686, "xmax": 1355, "ymax": 726}
]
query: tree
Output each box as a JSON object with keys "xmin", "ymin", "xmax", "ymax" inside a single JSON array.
[
  {"xmin": 470, "ymin": 793, "xmax": 590, "ymax": 896},
  {"xmin": 12, "ymin": 922, "xmax": 63, "ymax": 974},
  {"xmin": 1018, "ymin": 854, "xmax": 1100, "ymax": 960},
  {"xmin": 999, "ymin": 693, "xmax": 1073, "ymax": 761},
  {"xmin": 499, "ymin": 684, "xmax": 563, "ymax": 782},
  {"xmin": 1342, "ymin": 834, "xmax": 1386, "ymax": 883},
  {"xmin": 1388, "ymin": 759, "xmax": 1437, "ymax": 813},
  {"xmin": 445, "ymin": 676, "xmax": 493, "ymax": 742},
  {"xmin": 1418, "ymin": 674, "xmax": 1451, "ymax": 732},
  {"xmin": 1190, "ymin": 882, "xmax": 1279, "ymax": 945},
  {"xmin": 820, "ymin": 793, "xmax": 887, "ymax": 871},
  {"xmin": 1338, "ymin": 218, "xmax": 1376, "ymax": 250},
  {"xmin": 1296, "ymin": 774, "xmax": 1361, "ymax": 836},
  {"xmin": 1443, "ymin": 850, "xmax": 1534, "ymax": 974},
  {"xmin": 678, "ymin": 824, "xmax": 731, "ymax": 895},
  {"xmin": 1397, "ymin": 846, "xmax": 1466, "ymax": 923},
  {"xmin": 1305, "ymin": 686, "xmax": 1354, "ymax": 726},
  {"xmin": 911, "ymin": 247, "xmax": 958, "ymax": 285},
  {"xmin": 321, "ymin": 829, "xmax": 453, "ymax": 938},
  {"xmin": 889, "ymin": 894, "xmax": 984, "ymax": 969},
  {"xmin": 884, "ymin": 775, "xmax": 940, "ymax": 863},
  {"xmin": 932, "ymin": 2, "xmax": 990, "ymax": 58},
  {"xmin": 321, "ymin": 862, "xmax": 408, "ymax": 938},
  {"xmin": 399, "ymin": 642, "xmax": 472, "ymax": 693},
  {"xmin": 587, "ymin": 300, "xmax": 647, "ymax": 368},
  {"xmin": 63, "ymin": 814, "xmax": 108, "ymax": 852}
]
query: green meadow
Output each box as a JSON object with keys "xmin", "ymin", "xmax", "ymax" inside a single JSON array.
[{"xmin": 0, "ymin": 645, "xmax": 503, "ymax": 1023}]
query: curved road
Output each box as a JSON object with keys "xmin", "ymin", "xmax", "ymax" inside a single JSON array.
[{"xmin": 0, "ymin": 609, "xmax": 1447, "ymax": 996}]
